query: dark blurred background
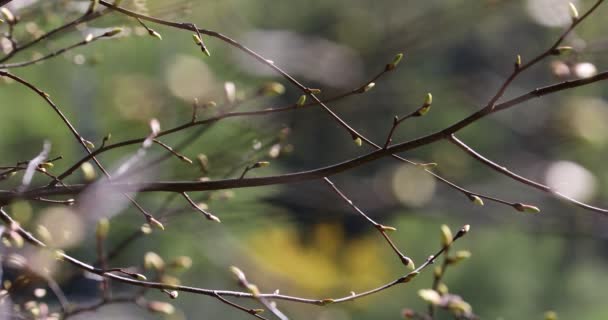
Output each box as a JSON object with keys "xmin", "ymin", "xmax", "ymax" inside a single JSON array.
[{"xmin": 1, "ymin": 0, "xmax": 608, "ymax": 319}]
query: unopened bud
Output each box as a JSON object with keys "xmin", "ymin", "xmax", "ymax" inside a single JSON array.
[
  {"xmin": 80, "ymin": 162, "xmax": 96, "ymax": 182},
  {"xmin": 96, "ymin": 218, "xmax": 110, "ymax": 239},
  {"xmin": 469, "ymin": 195, "xmax": 484, "ymax": 206},
  {"xmin": 440, "ymin": 224, "xmax": 452, "ymax": 247},
  {"xmin": 386, "ymin": 53, "xmax": 404, "ymax": 71},
  {"xmin": 513, "ymin": 203, "xmax": 541, "ymax": 213},
  {"xmin": 147, "ymin": 301, "xmax": 175, "ymax": 315},
  {"xmin": 103, "ymin": 28, "xmax": 123, "ymax": 37},
  {"xmin": 144, "ymin": 252, "xmax": 165, "ymax": 271},
  {"xmin": 568, "ymin": 2, "xmax": 579, "ymax": 20},
  {"xmin": 296, "ymin": 94, "xmax": 307, "ymax": 107}
]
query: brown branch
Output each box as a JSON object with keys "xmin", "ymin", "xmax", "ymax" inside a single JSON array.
[{"xmin": 0, "ymin": 207, "xmax": 469, "ymax": 307}]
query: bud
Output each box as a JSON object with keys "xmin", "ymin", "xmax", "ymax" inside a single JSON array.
[
  {"xmin": 515, "ymin": 54, "xmax": 522, "ymax": 68},
  {"xmin": 144, "ymin": 252, "xmax": 165, "ymax": 271},
  {"xmin": 378, "ymin": 225, "xmax": 397, "ymax": 232},
  {"xmin": 171, "ymin": 256, "xmax": 193, "ymax": 270},
  {"xmin": 39, "ymin": 162, "xmax": 54, "ymax": 170},
  {"xmin": 424, "ymin": 92, "xmax": 433, "ymax": 105},
  {"xmin": 440, "ymin": 224, "xmax": 452, "ymax": 247},
  {"xmin": 513, "ymin": 203, "xmax": 541, "ymax": 213},
  {"xmin": 148, "ymin": 217, "xmax": 165, "ymax": 230},
  {"xmin": 87, "ymin": 0, "xmax": 99, "ymax": 14},
  {"xmin": 296, "ymin": 94, "xmax": 307, "ymax": 107},
  {"xmin": 544, "ymin": 310, "xmax": 558, "ymax": 320},
  {"xmin": 192, "ymin": 34, "xmax": 202, "ymax": 45},
  {"xmin": 140, "ymin": 223, "xmax": 152, "ymax": 234},
  {"xmin": 386, "ymin": 53, "xmax": 404, "ymax": 71},
  {"xmin": 147, "ymin": 301, "xmax": 175, "ymax": 315},
  {"xmin": 259, "ymin": 82, "xmax": 285, "ymax": 96},
  {"xmin": 36, "ymin": 225, "xmax": 53, "ymax": 243},
  {"xmin": 160, "ymin": 275, "xmax": 180, "ymax": 286},
  {"xmin": 418, "ymin": 289, "xmax": 441, "ymax": 305},
  {"xmin": 96, "ymin": 218, "xmax": 110, "ymax": 239},
  {"xmin": 568, "ymin": 2, "xmax": 579, "ymax": 20},
  {"xmin": 229, "ymin": 266, "xmax": 247, "ymax": 283},
  {"xmin": 320, "ymin": 298, "xmax": 335, "ymax": 305},
  {"xmin": 80, "ymin": 162, "xmax": 97, "ymax": 182},
  {"xmin": 103, "ymin": 28, "xmax": 123, "ymax": 37},
  {"xmin": 434, "ymin": 266, "xmax": 442, "ymax": 278},
  {"xmin": 247, "ymin": 284, "xmax": 260, "ymax": 297},
  {"xmin": 437, "ymin": 283, "xmax": 449, "ymax": 295},
  {"xmin": 551, "ymin": 46, "xmax": 573, "ymax": 55},
  {"xmin": 0, "ymin": 8, "xmax": 15, "ymax": 24},
  {"xmin": 134, "ymin": 273, "xmax": 147, "ymax": 281},
  {"xmin": 85, "ymin": 33, "xmax": 94, "ymax": 43},
  {"xmin": 167, "ymin": 290, "xmax": 179, "ymax": 299},
  {"xmin": 353, "ymin": 136, "xmax": 363, "ymax": 147},
  {"xmin": 145, "ymin": 29, "xmax": 161, "ymax": 40},
  {"xmin": 415, "ymin": 93, "xmax": 433, "ymax": 116},
  {"xmin": 82, "ymin": 139, "xmax": 95, "ymax": 149},
  {"xmin": 252, "ymin": 161, "xmax": 270, "ymax": 168},
  {"xmin": 308, "ymin": 88, "xmax": 321, "ymax": 95},
  {"xmin": 401, "ymin": 271, "xmax": 419, "ymax": 283},
  {"xmin": 404, "ymin": 257, "xmax": 416, "ymax": 271},
  {"xmin": 448, "ymin": 250, "xmax": 472, "ymax": 264},
  {"xmin": 454, "ymin": 224, "xmax": 471, "ymax": 240},
  {"xmin": 417, "ymin": 162, "xmax": 437, "ymax": 170},
  {"xmin": 362, "ymin": 82, "xmax": 375, "ymax": 92},
  {"xmin": 224, "ymin": 82, "xmax": 236, "ymax": 104},
  {"xmin": 469, "ymin": 195, "xmax": 484, "ymax": 206},
  {"xmin": 196, "ymin": 154, "xmax": 209, "ymax": 173}
]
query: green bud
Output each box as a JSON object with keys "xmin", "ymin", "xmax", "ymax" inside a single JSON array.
[
  {"xmin": 386, "ymin": 53, "xmax": 404, "ymax": 71},
  {"xmin": 171, "ymin": 256, "xmax": 193, "ymax": 270},
  {"xmin": 192, "ymin": 34, "xmax": 202, "ymax": 45},
  {"xmin": 96, "ymin": 218, "xmax": 110, "ymax": 239},
  {"xmin": 469, "ymin": 195, "xmax": 484, "ymax": 206},
  {"xmin": 440, "ymin": 224, "xmax": 452, "ymax": 247},
  {"xmin": 80, "ymin": 162, "xmax": 97, "ymax": 182},
  {"xmin": 83, "ymin": 139, "xmax": 95, "ymax": 149},
  {"xmin": 308, "ymin": 88, "xmax": 321, "ymax": 95},
  {"xmin": 103, "ymin": 28, "xmax": 123, "ymax": 37},
  {"xmin": 253, "ymin": 161, "xmax": 270, "ymax": 168},
  {"xmin": 148, "ymin": 30, "xmax": 162, "ymax": 40},
  {"xmin": 296, "ymin": 94, "xmax": 307, "ymax": 107},
  {"xmin": 144, "ymin": 252, "xmax": 165, "ymax": 271},
  {"xmin": 134, "ymin": 273, "xmax": 147, "ymax": 281},
  {"xmin": 378, "ymin": 225, "xmax": 397, "ymax": 232},
  {"xmin": 552, "ymin": 46, "xmax": 573, "ymax": 55},
  {"xmin": 544, "ymin": 311, "xmax": 558, "ymax": 320},
  {"xmin": 353, "ymin": 137, "xmax": 363, "ymax": 147},
  {"xmin": 401, "ymin": 271, "xmax": 419, "ymax": 283},
  {"xmin": 230, "ymin": 266, "xmax": 247, "ymax": 283},
  {"xmin": 448, "ymin": 250, "xmax": 472, "ymax": 264},
  {"xmin": 259, "ymin": 82, "xmax": 285, "ymax": 96},
  {"xmin": 424, "ymin": 92, "xmax": 433, "ymax": 105},
  {"xmin": 418, "ymin": 289, "xmax": 441, "ymax": 305},
  {"xmin": 513, "ymin": 203, "xmax": 541, "ymax": 213},
  {"xmin": 148, "ymin": 217, "xmax": 165, "ymax": 230},
  {"xmin": 39, "ymin": 162, "xmax": 54, "ymax": 170}
]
